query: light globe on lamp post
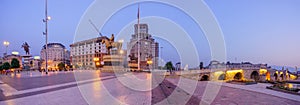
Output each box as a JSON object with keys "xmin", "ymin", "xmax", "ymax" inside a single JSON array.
[
  {"xmin": 147, "ymin": 57, "xmax": 153, "ymax": 72},
  {"xmin": 119, "ymin": 50, "xmax": 124, "ymax": 55},
  {"xmin": 3, "ymin": 41, "xmax": 9, "ymax": 56},
  {"xmin": 93, "ymin": 57, "xmax": 100, "ymax": 68},
  {"xmin": 43, "ymin": 0, "xmax": 51, "ymax": 75}
]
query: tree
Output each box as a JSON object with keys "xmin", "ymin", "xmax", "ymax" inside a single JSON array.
[
  {"xmin": 165, "ymin": 61, "xmax": 174, "ymax": 71},
  {"xmin": 58, "ymin": 62, "xmax": 65, "ymax": 71},
  {"xmin": 2, "ymin": 62, "xmax": 10, "ymax": 75},
  {"xmin": 0, "ymin": 65, "xmax": 3, "ymax": 71},
  {"xmin": 199, "ymin": 62, "xmax": 204, "ymax": 70},
  {"xmin": 2, "ymin": 62, "xmax": 10, "ymax": 70},
  {"xmin": 11, "ymin": 58, "xmax": 21, "ymax": 69}
]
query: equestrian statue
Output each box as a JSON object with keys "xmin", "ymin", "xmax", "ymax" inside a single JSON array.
[
  {"xmin": 101, "ymin": 34, "xmax": 122, "ymax": 54},
  {"xmin": 21, "ymin": 42, "xmax": 30, "ymax": 55}
]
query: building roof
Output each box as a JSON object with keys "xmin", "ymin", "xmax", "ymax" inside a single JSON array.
[
  {"xmin": 70, "ymin": 36, "xmax": 107, "ymax": 47},
  {"xmin": 42, "ymin": 43, "xmax": 66, "ymax": 49}
]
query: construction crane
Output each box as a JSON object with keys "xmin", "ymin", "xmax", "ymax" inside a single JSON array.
[{"xmin": 89, "ymin": 19, "xmax": 103, "ymax": 37}]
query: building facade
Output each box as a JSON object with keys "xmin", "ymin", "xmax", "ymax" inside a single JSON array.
[
  {"xmin": 40, "ymin": 43, "xmax": 70, "ymax": 70},
  {"xmin": 127, "ymin": 24, "xmax": 159, "ymax": 70},
  {"xmin": 70, "ymin": 37, "xmax": 107, "ymax": 69},
  {"xmin": 2, "ymin": 54, "xmax": 22, "ymax": 69}
]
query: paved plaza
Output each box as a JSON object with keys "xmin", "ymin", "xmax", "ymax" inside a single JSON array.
[{"xmin": 0, "ymin": 70, "xmax": 299, "ymax": 105}]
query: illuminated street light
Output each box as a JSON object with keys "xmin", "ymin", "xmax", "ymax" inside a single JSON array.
[
  {"xmin": 147, "ymin": 57, "xmax": 153, "ymax": 71},
  {"xmin": 93, "ymin": 57, "xmax": 99, "ymax": 61},
  {"xmin": 47, "ymin": 16, "xmax": 51, "ymax": 20},
  {"xmin": 96, "ymin": 62, "xmax": 100, "ymax": 66},
  {"xmin": 119, "ymin": 50, "xmax": 124, "ymax": 54},
  {"xmin": 3, "ymin": 41, "xmax": 9, "ymax": 46},
  {"xmin": 118, "ymin": 39, "xmax": 124, "ymax": 43},
  {"xmin": 94, "ymin": 57, "xmax": 101, "ymax": 68},
  {"xmin": 147, "ymin": 60, "xmax": 153, "ymax": 65},
  {"xmin": 3, "ymin": 41, "xmax": 9, "ymax": 55}
]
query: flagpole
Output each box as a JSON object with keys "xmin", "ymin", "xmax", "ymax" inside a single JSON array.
[{"xmin": 137, "ymin": 4, "xmax": 140, "ymax": 70}]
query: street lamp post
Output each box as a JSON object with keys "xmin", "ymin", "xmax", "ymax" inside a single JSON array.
[
  {"xmin": 147, "ymin": 57, "xmax": 153, "ymax": 72},
  {"xmin": 43, "ymin": 0, "xmax": 51, "ymax": 74},
  {"xmin": 93, "ymin": 57, "xmax": 100, "ymax": 69},
  {"xmin": 3, "ymin": 41, "xmax": 9, "ymax": 56}
]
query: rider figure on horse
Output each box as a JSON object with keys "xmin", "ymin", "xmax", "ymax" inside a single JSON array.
[
  {"xmin": 109, "ymin": 34, "xmax": 114, "ymax": 44},
  {"xmin": 22, "ymin": 42, "xmax": 30, "ymax": 55}
]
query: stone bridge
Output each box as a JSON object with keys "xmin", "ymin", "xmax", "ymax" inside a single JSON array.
[{"xmin": 172, "ymin": 69, "xmax": 297, "ymax": 81}]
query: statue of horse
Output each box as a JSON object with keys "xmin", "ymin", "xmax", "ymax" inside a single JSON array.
[
  {"xmin": 21, "ymin": 42, "xmax": 30, "ymax": 55},
  {"xmin": 101, "ymin": 37, "xmax": 122, "ymax": 54}
]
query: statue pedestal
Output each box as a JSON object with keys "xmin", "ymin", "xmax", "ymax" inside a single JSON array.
[
  {"xmin": 22, "ymin": 55, "xmax": 32, "ymax": 71},
  {"xmin": 102, "ymin": 55, "xmax": 124, "ymax": 72}
]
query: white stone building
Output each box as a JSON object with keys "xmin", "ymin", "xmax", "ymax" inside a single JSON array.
[{"xmin": 70, "ymin": 37, "xmax": 107, "ymax": 69}]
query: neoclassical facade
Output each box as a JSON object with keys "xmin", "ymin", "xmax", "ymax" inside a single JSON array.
[{"xmin": 40, "ymin": 43, "xmax": 70, "ymax": 70}]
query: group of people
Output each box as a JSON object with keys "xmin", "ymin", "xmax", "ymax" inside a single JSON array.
[{"xmin": 1, "ymin": 69, "xmax": 21, "ymax": 75}]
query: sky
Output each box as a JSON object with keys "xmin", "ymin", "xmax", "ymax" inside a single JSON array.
[{"xmin": 0, "ymin": 0, "xmax": 300, "ymax": 68}]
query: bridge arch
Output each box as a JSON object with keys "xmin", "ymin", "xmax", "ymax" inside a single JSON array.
[
  {"xmin": 280, "ymin": 73, "xmax": 284, "ymax": 80},
  {"xmin": 200, "ymin": 75, "xmax": 209, "ymax": 81},
  {"xmin": 218, "ymin": 73, "xmax": 226, "ymax": 80},
  {"xmin": 250, "ymin": 71, "xmax": 260, "ymax": 81},
  {"xmin": 234, "ymin": 72, "xmax": 243, "ymax": 80},
  {"xmin": 274, "ymin": 73, "xmax": 278, "ymax": 81}
]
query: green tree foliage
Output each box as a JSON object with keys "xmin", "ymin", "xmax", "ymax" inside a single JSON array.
[
  {"xmin": 11, "ymin": 58, "xmax": 20, "ymax": 69},
  {"xmin": 58, "ymin": 62, "xmax": 65, "ymax": 70},
  {"xmin": 165, "ymin": 61, "xmax": 174, "ymax": 70},
  {"xmin": 199, "ymin": 62, "xmax": 204, "ymax": 69},
  {"xmin": 2, "ymin": 62, "xmax": 10, "ymax": 70},
  {"xmin": 0, "ymin": 65, "xmax": 3, "ymax": 70}
]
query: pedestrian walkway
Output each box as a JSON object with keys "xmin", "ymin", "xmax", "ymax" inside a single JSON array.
[
  {"xmin": 167, "ymin": 77, "xmax": 300, "ymax": 103},
  {"xmin": 0, "ymin": 70, "xmax": 97, "ymax": 78},
  {"xmin": 211, "ymin": 81, "xmax": 300, "ymax": 102},
  {"xmin": 0, "ymin": 80, "xmax": 17, "ymax": 96}
]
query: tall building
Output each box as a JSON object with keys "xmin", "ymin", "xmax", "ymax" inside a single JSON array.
[
  {"xmin": 40, "ymin": 43, "xmax": 70, "ymax": 70},
  {"xmin": 127, "ymin": 24, "xmax": 159, "ymax": 70},
  {"xmin": 70, "ymin": 37, "xmax": 107, "ymax": 69}
]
